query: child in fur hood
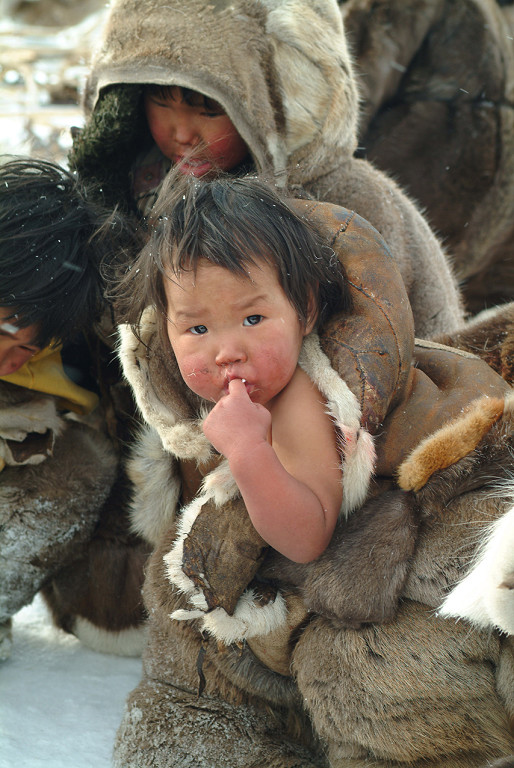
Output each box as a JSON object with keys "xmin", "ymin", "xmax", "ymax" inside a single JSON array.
[
  {"xmin": 117, "ymin": 171, "xmax": 368, "ymax": 565},
  {"xmin": 70, "ymin": 0, "xmax": 465, "ymax": 341}
]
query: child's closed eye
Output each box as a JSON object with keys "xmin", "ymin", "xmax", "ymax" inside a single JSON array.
[{"xmin": 243, "ymin": 315, "xmax": 263, "ymax": 326}]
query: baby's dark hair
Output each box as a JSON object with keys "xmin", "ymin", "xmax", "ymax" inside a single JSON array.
[
  {"xmin": 117, "ymin": 171, "xmax": 351, "ymax": 335},
  {"xmin": 0, "ymin": 156, "xmax": 130, "ymax": 349}
]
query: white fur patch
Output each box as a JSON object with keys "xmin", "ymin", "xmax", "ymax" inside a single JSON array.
[
  {"xmin": 264, "ymin": 0, "xmax": 358, "ymax": 156},
  {"xmin": 200, "ymin": 588, "xmax": 287, "ymax": 644},
  {"xmin": 439, "ymin": 493, "xmax": 514, "ymax": 635},
  {"xmin": 73, "ymin": 616, "xmax": 148, "ymax": 657},
  {"xmin": 0, "ymin": 396, "xmax": 63, "ymax": 441},
  {"xmin": 171, "ymin": 589, "xmax": 287, "ymax": 645}
]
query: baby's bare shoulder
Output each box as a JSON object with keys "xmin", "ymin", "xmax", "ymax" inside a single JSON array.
[{"xmin": 272, "ymin": 366, "xmax": 334, "ymax": 449}]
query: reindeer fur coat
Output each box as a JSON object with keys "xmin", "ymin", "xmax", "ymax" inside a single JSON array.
[
  {"xmin": 0, "ymin": 349, "xmax": 149, "ymax": 660},
  {"xmin": 340, "ymin": 0, "xmax": 514, "ymax": 313}
]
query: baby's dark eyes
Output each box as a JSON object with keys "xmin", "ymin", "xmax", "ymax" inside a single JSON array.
[
  {"xmin": 243, "ymin": 315, "xmax": 262, "ymax": 326},
  {"xmin": 189, "ymin": 325, "xmax": 208, "ymax": 335}
]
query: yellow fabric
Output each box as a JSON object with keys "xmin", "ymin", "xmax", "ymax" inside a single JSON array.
[{"xmin": 0, "ymin": 343, "xmax": 99, "ymax": 415}]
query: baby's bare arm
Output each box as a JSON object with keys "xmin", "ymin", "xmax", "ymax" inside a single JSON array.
[{"xmin": 202, "ymin": 373, "xmax": 342, "ymax": 562}]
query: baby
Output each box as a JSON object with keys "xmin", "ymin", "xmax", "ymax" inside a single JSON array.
[{"xmin": 118, "ymin": 171, "xmax": 353, "ymax": 563}]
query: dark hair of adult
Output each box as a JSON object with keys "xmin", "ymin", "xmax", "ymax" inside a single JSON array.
[
  {"xmin": 117, "ymin": 170, "xmax": 352, "ymax": 339},
  {"xmin": 0, "ymin": 156, "xmax": 131, "ymax": 349}
]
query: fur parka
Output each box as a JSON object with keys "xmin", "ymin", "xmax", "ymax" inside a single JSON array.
[
  {"xmin": 0, "ymin": 361, "xmax": 149, "ymax": 659},
  {"xmin": 70, "ymin": 0, "xmax": 464, "ymax": 340},
  {"xmin": 340, "ymin": 0, "xmax": 514, "ymax": 312},
  {"xmin": 112, "ymin": 201, "xmax": 514, "ymax": 766},
  {"xmin": 0, "ymin": 380, "xmax": 118, "ymax": 658}
]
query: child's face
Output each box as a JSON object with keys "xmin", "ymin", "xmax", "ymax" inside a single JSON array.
[
  {"xmin": 164, "ymin": 259, "xmax": 314, "ymax": 407},
  {"xmin": 0, "ymin": 309, "xmax": 40, "ymax": 376},
  {"xmin": 144, "ymin": 87, "xmax": 249, "ymax": 177}
]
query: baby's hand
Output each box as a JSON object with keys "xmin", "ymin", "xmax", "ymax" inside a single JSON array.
[{"xmin": 202, "ymin": 379, "xmax": 271, "ymax": 458}]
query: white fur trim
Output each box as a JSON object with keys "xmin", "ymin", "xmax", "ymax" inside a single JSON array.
[
  {"xmin": 264, "ymin": 0, "xmax": 358, "ymax": 157},
  {"xmin": 164, "ymin": 460, "xmax": 287, "ymax": 643},
  {"xmin": 299, "ymin": 333, "xmax": 375, "ymax": 515},
  {"xmin": 163, "ymin": 461, "xmax": 239, "ymax": 611},
  {"xmin": 73, "ymin": 616, "xmax": 148, "ymax": 657},
  {"xmin": 439, "ymin": 491, "xmax": 514, "ymax": 635},
  {"xmin": 201, "ymin": 588, "xmax": 287, "ymax": 644},
  {"xmin": 171, "ymin": 588, "xmax": 287, "ymax": 644},
  {"xmin": 127, "ymin": 425, "xmax": 181, "ymax": 547},
  {"xmin": 118, "ymin": 317, "xmax": 212, "ymax": 462}
]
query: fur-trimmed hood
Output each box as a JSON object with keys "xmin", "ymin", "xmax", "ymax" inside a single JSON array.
[
  {"xmin": 81, "ymin": 0, "xmax": 359, "ymax": 185},
  {"xmin": 71, "ymin": 0, "xmax": 465, "ymax": 339}
]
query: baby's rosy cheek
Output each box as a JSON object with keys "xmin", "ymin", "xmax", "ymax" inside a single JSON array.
[{"xmin": 179, "ymin": 359, "xmax": 214, "ymax": 393}]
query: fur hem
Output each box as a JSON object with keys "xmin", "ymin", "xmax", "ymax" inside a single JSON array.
[
  {"xmin": 397, "ymin": 394, "xmax": 507, "ymax": 492},
  {"xmin": 73, "ymin": 616, "xmax": 148, "ymax": 657},
  {"xmin": 439, "ymin": 491, "xmax": 514, "ymax": 635}
]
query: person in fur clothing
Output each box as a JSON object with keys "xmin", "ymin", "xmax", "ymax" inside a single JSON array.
[
  {"xmin": 112, "ymin": 171, "xmax": 514, "ymax": 765},
  {"xmin": 339, "ymin": 0, "xmax": 514, "ymax": 314},
  {"xmin": 69, "ymin": 0, "xmax": 464, "ymax": 341},
  {"xmin": 0, "ymin": 157, "xmax": 148, "ymax": 659}
]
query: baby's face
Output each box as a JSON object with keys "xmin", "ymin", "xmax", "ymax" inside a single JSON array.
[
  {"xmin": 164, "ymin": 258, "xmax": 313, "ymax": 407},
  {"xmin": 144, "ymin": 87, "xmax": 249, "ymax": 177},
  {"xmin": 0, "ymin": 309, "xmax": 40, "ymax": 376}
]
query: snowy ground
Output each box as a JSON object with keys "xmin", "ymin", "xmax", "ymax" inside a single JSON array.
[{"xmin": 0, "ymin": 594, "xmax": 142, "ymax": 768}]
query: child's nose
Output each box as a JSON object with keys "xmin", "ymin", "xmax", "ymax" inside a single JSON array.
[
  {"xmin": 173, "ymin": 116, "xmax": 197, "ymax": 146},
  {"xmin": 215, "ymin": 342, "xmax": 247, "ymax": 367}
]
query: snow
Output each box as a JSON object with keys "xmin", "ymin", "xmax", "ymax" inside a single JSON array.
[{"xmin": 0, "ymin": 594, "xmax": 142, "ymax": 768}]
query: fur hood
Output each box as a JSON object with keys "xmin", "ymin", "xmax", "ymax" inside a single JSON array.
[
  {"xmin": 81, "ymin": 0, "xmax": 359, "ymax": 183},
  {"xmin": 71, "ymin": 0, "xmax": 464, "ymax": 338}
]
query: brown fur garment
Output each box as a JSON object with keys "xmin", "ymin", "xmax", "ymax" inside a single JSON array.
[
  {"xmin": 340, "ymin": 0, "xmax": 514, "ymax": 312},
  {"xmin": 113, "ymin": 527, "xmax": 327, "ymax": 768},
  {"xmin": 0, "ymin": 419, "xmax": 117, "ymax": 626}
]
